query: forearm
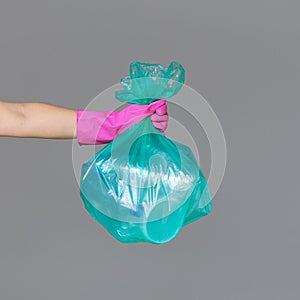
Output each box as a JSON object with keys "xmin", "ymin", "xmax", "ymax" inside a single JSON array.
[{"xmin": 0, "ymin": 100, "xmax": 77, "ymax": 139}]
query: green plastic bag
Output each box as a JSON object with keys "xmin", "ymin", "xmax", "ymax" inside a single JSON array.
[{"xmin": 79, "ymin": 62, "xmax": 212, "ymax": 244}]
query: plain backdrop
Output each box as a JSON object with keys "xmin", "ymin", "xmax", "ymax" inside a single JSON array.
[{"xmin": 0, "ymin": 1, "xmax": 299, "ymax": 299}]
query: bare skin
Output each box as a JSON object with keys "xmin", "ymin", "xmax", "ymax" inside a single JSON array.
[
  {"xmin": 0, "ymin": 100, "xmax": 168, "ymax": 141},
  {"xmin": 0, "ymin": 101, "xmax": 76, "ymax": 139}
]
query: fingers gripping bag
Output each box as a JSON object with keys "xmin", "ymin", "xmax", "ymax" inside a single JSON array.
[{"xmin": 79, "ymin": 62, "xmax": 212, "ymax": 244}]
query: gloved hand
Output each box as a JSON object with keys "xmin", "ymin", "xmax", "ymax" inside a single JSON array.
[{"xmin": 76, "ymin": 99, "xmax": 168, "ymax": 145}]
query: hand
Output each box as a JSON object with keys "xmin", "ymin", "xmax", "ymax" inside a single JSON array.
[
  {"xmin": 115, "ymin": 99, "xmax": 168, "ymax": 134},
  {"xmin": 150, "ymin": 100, "xmax": 168, "ymax": 133},
  {"xmin": 76, "ymin": 99, "xmax": 169, "ymax": 145}
]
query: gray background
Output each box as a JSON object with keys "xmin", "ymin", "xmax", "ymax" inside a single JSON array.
[{"xmin": 0, "ymin": 1, "xmax": 299, "ymax": 299}]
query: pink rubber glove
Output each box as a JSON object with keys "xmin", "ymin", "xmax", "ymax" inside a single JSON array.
[{"xmin": 76, "ymin": 99, "xmax": 168, "ymax": 145}]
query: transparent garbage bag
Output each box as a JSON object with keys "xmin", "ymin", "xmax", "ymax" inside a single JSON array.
[{"xmin": 79, "ymin": 62, "xmax": 212, "ymax": 244}]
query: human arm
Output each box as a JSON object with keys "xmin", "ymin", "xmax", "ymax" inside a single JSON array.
[
  {"xmin": 0, "ymin": 100, "xmax": 76, "ymax": 139},
  {"xmin": 0, "ymin": 99, "xmax": 168, "ymax": 142}
]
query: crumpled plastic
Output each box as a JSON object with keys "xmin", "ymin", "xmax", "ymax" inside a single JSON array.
[{"xmin": 79, "ymin": 61, "xmax": 212, "ymax": 244}]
